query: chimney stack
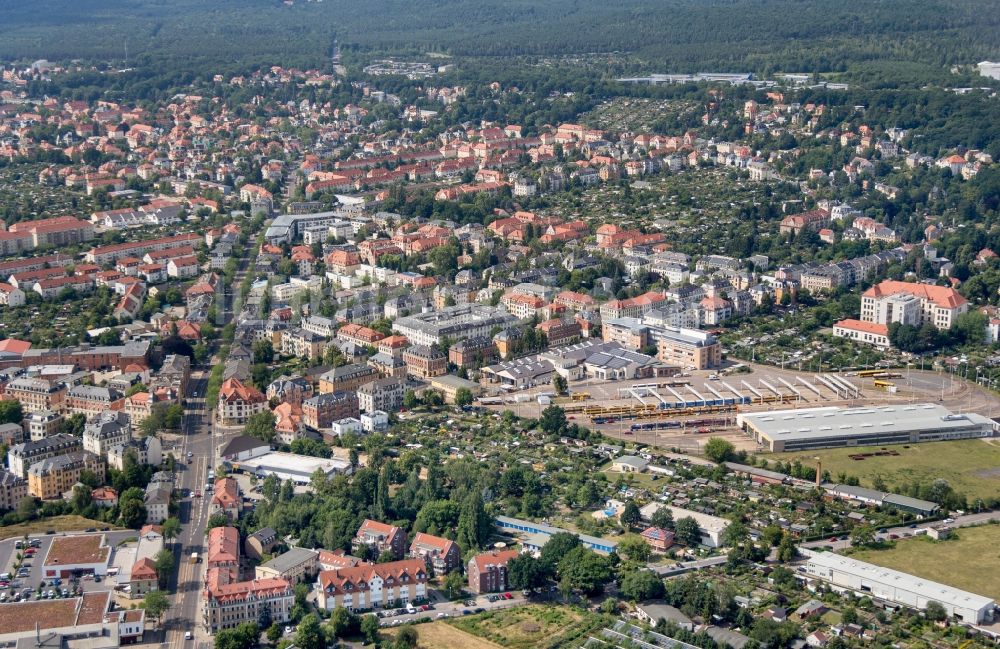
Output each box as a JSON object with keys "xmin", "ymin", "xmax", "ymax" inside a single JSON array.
[{"xmin": 815, "ymin": 459, "xmax": 822, "ymax": 487}]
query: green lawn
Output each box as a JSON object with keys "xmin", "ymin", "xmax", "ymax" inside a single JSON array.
[
  {"xmin": 850, "ymin": 524, "xmax": 1000, "ymax": 600},
  {"xmin": 765, "ymin": 439, "xmax": 1000, "ymax": 501}
]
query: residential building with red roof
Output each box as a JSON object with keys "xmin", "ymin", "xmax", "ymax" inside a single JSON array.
[
  {"xmin": 353, "ymin": 519, "xmax": 407, "ymax": 560},
  {"xmin": 210, "ymin": 477, "xmax": 242, "ymax": 521},
  {"xmin": 408, "ymin": 532, "xmax": 461, "ymax": 575},
  {"xmin": 316, "ymin": 558, "xmax": 427, "ymax": 611},
  {"xmin": 217, "ymin": 378, "xmax": 268, "ymax": 425},
  {"xmin": 467, "ymin": 548, "xmax": 520, "ymax": 594},
  {"xmin": 599, "ymin": 291, "xmax": 667, "ymax": 320},
  {"xmin": 203, "ymin": 577, "xmax": 293, "ymax": 633}
]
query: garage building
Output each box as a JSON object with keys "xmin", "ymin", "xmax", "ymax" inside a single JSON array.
[{"xmin": 737, "ymin": 403, "xmax": 995, "ymax": 452}]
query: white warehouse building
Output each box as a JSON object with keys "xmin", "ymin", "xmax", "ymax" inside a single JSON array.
[{"xmin": 803, "ymin": 551, "xmax": 995, "ymax": 624}]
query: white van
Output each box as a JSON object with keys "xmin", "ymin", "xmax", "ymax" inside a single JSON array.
[{"xmin": 185, "ymin": 632, "xmax": 193, "ymax": 641}]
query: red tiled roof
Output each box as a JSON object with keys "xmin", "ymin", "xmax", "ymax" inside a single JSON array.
[
  {"xmin": 469, "ymin": 549, "xmax": 520, "ymax": 575},
  {"xmin": 833, "ymin": 319, "xmax": 889, "ymax": 336},
  {"xmin": 862, "ymin": 280, "xmax": 967, "ymax": 309},
  {"xmin": 318, "ymin": 558, "xmax": 426, "ymax": 595}
]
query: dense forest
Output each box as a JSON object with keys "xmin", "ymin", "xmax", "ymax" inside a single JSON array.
[{"xmin": 1, "ymin": 0, "xmax": 999, "ymax": 84}]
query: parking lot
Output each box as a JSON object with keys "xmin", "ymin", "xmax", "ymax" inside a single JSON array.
[
  {"xmin": 0, "ymin": 531, "xmax": 132, "ymax": 604},
  {"xmin": 374, "ymin": 589, "xmax": 532, "ymax": 627}
]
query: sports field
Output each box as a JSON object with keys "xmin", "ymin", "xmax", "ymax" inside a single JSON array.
[
  {"xmin": 850, "ymin": 524, "xmax": 1000, "ymax": 600},
  {"xmin": 766, "ymin": 438, "xmax": 1000, "ymax": 501}
]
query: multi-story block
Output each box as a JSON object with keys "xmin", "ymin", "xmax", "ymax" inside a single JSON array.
[
  {"xmin": 392, "ymin": 304, "xmax": 517, "ymax": 347},
  {"xmin": 65, "ymin": 385, "xmax": 125, "ymax": 417},
  {"xmin": 448, "ymin": 336, "xmax": 498, "ymax": 368},
  {"xmin": 27, "ymin": 410, "xmax": 63, "ymax": 440},
  {"xmin": 280, "ymin": 328, "xmax": 326, "ymax": 360},
  {"xmin": 316, "ymin": 559, "xmax": 427, "ymax": 612},
  {"xmin": 655, "ymin": 327, "xmax": 722, "ymax": 370},
  {"xmin": 107, "ymin": 435, "xmax": 162, "ymax": 471},
  {"xmin": 353, "ymin": 519, "xmax": 407, "ymax": 560},
  {"xmin": 409, "ymin": 533, "xmax": 461, "ymax": 575}
]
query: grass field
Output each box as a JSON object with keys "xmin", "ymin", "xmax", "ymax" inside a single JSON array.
[
  {"xmin": 0, "ymin": 516, "xmax": 119, "ymax": 541},
  {"xmin": 449, "ymin": 605, "xmax": 591, "ymax": 649},
  {"xmin": 383, "ymin": 622, "xmax": 502, "ymax": 649},
  {"xmin": 850, "ymin": 524, "xmax": 1000, "ymax": 600},
  {"xmin": 765, "ymin": 439, "xmax": 1000, "ymax": 501}
]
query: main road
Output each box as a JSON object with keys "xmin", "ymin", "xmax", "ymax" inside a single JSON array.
[{"xmin": 160, "ymin": 370, "xmax": 214, "ymax": 649}]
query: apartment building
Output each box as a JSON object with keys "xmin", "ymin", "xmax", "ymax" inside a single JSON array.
[
  {"xmin": 210, "ymin": 477, "xmax": 242, "ymax": 521},
  {"xmin": 26, "ymin": 410, "xmax": 63, "ymax": 440},
  {"xmin": 318, "ymin": 364, "xmax": 378, "ymax": 394},
  {"xmin": 599, "ymin": 292, "xmax": 667, "ymax": 320},
  {"xmin": 203, "ymin": 578, "xmax": 294, "ymax": 633},
  {"xmin": 7, "ymin": 433, "xmax": 82, "ymax": 478},
  {"xmin": 217, "ymin": 378, "xmax": 268, "ymax": 425},
  {"xmin": 357, "ymin": 377, "xmax": 404, "ymax": 414},
  {"xmin": 302, "ymin": 391, "xmax": 359, "ymax": 429},
  {"xmin": 448, "ymin": 336, "xmax": 498, "ymax": 368},
  {"xmin": 82, "ymin": 411, "xmax": 131, "ymax": 457},
  {"xmin": 655, "ymin": 327, "xmax": 722, "ymax": 370},
  {"xmin": 401, "ymin": 345, "xmax": 447, "ymax": 380},
  {"xmin": 316, "ymin": 559, "xmax": 427, "ymax": 612},
  {"xmin": 27, "ymin": 451, "xmax": 105, "ymax": 500},
  {"xmin": 0, "ymin": 469, "xmax": 28, "ymax": 511},
  {"xmin": 280, "ymin": 328, "xmax": 326, "ymax": 360},
  {"xmin": 392, "ymin": 304, "xmax": 517, "ymax": 347},
  {"xmin": 4, "ymin": 377, "xmax": 67, "ymax": 413},
  {"xmin": 85, "ymin": 233, "xmax": 202, "ymax": 265}
]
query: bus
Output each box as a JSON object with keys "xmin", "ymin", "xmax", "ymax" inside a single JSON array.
[{"xmin": 874, "ymin": 380, "xmax": 895, "ymax": 390}]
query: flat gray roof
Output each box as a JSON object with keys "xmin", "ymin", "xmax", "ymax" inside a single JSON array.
[
  {"xmin": 806, "ymin": 552, "xmax": 994, "ymax": 611},
  {"xmin": 739, "ymin": 403, "xmax": 994, "ymax": 442},
  {"xmin": 260, "ymin": 547, "xmax": 317, "ymax": 573}
]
